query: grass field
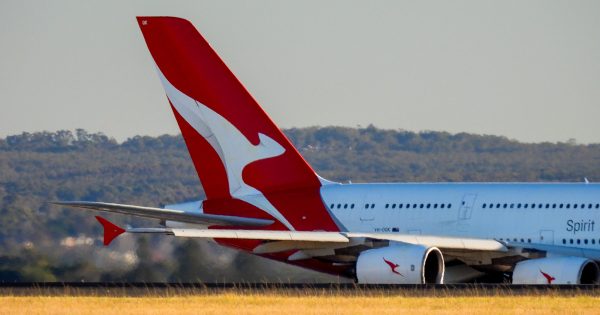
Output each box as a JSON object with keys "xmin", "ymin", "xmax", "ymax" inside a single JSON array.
[{"xmin": 1, "ymin": 293, "xmax": 600, "ymax": 315}]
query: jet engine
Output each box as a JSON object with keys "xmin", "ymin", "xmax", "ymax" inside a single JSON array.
[
  {"xmin": 356, "ymin": 244, "xmax": 444, "ymax": 284},
  {"xmin": 512, "ymin": 256, "xmax": 600, "ymax": 284}
]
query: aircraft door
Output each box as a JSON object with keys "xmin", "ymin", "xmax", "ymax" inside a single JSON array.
[
  {"xmin": 360, "ymin": 201, "xmax": 375, "ymax": 223},
  {"xmin": 458, "ymin": 194, "xmax": 478, "ymax": 220}
]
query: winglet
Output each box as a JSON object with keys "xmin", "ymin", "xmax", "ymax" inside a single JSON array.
[{"xmin": 95, "ymin": 216, "xmax": 126, "ymax": 246}]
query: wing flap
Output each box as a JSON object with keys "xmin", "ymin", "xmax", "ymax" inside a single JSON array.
[{"xmin": 344, "ymin": 232, "xmax": 507, "ymax": 252}]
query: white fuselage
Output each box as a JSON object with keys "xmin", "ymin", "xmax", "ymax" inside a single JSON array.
[{"xmin": 321, "ymin": 183, "xmax": 600, "ymax": 249}]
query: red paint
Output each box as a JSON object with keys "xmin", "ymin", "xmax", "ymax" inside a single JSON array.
[
  {"xmin": 95, "ymin": 216, "xmax": 125, "ymax": 246},
  {"xmin": 136, "ymin": 16, "xmax": 339, "ymax": 232},
  {"xmin": 383, "ymin": 258, "xmax": 403, "ymax": 276},
  {"xmin": 203, "ymin": 198, "xmax": 285, "ymax": 230},
  {"xmin": 540, "ymin": 269, "xmax": 556, "ymax": 284},
  {"xmin": 169, "ymin": 101, "xmax": 230, "ymax": 199}
]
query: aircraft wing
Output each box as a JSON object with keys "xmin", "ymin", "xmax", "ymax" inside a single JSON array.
[
  {"xmin": 343, "ymin": 232, "xmax": 507, "ymax": 252},
  {"xmin": 159, "ymin": 227, "xmax": 505, "ymax": 252},
  {"xmin": 52, "ymin": 201, "xmax": 274, "ymax": 227},
  {"xmin": 170, "ymin": 229, "xmax": 508, "ymax": 255},
  {"xmin": 171, "ymin": 228, "xmax": 350, "ymax": 242},
  {"xmin": 88, "ymin": 215, "xmax": 509, "ymax": 261}
]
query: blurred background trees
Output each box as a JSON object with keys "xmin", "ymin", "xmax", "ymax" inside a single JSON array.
[{"xmin": 1, "ymin": 127, "xmax": 599, "ymax": 282}]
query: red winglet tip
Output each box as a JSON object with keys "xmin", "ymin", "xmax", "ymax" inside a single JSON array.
[{"xmin": 95, "ymin": 216, "xmax": 126, "ymax": 246}]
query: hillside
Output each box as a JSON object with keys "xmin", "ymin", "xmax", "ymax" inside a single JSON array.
[{"xmin": 1, "ymin": 127, "xmax": 599, "ymax": 282}]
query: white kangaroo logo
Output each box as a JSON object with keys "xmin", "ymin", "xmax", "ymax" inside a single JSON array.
[{"xmin": 157, "ymin": 68, "xmax": 295, "ymax": 230}]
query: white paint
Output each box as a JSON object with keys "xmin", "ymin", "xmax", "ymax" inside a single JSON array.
[
  {"xmin": 321, "ymin": 182, "xmax": 600, "ymax": 256},
  {"xmin": 157, "ymin": 68, "xmax": 295, "ymax": 230}
]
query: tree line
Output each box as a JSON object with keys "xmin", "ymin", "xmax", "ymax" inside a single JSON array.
[{"xmin": 1, "ymin": 127, "xmax": 599, "ymax": 282}]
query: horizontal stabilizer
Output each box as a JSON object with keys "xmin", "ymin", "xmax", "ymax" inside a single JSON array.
[{"xmin": 52, "ymin": 201, "xmax": 274, "ymax": 227}]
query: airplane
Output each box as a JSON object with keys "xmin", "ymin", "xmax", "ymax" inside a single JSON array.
[{"xmin": 55, "ymin": 16, "xmax": 600, "ymax": 285}]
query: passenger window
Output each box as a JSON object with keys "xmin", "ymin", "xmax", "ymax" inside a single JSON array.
[
  {"xmin": 545, "ymin": 204, "xmax": 550, "ymax": 209},
  {"xmin": 570, "ymin": 239, "xmax": 574, "ymax": 244},
  {"xmin": 482, "ymin": 203, "xmax": 487, "ymax": 209},
  {"xmin": 447, "ymin": 203, "xmax": 452, "ymax": 209},
  {"xmin": 503, "ymin": 203, "xmax": 508, "ymax": 209},
  {"xmin": 589, "ymin": 204, "xmax": 593, "ymax": 209},
  {"xmin": 351, "ymin": 204, "xmax": 355, "ymax": 209},
  {"xmin": 370, "ymin": 203, "xmax": 375, "ymax": 209},
  {"xmin": 385, "ymin": 204, "xmax": 389, "ymax": 209},
  {"xmin": 440, "ymin": 204, "xmax": 445, "ymax": 209},
  {"xmin": 574, "ymin": 204, "xmax": 578, "ymax": 209},
  {"xmin": 399, "ymin": 204, "xmax": 403, "ymax": 209},
  {"xmin": 531, "ymin": 203, "xmax": 536, "ymax": 208},
  {"xmin": 330, "ymin": 204, "xmax": 334, "ymax": 209},
  {"xmin": 392, "ymin": 204, "xmax": 396, "ymax": 209},
  {"xmin": 538, "ymin": 203, "xmax": 543, "ymax": 208},
  {"xmin": 434, "ymin": 204, "xmax": 438, "ymax": 209},
  {"xmin": 559, "ymin": 204, "xmax": 563, "ymax": 209},
  {"xmin": 596, "ymin": 204, "xmax": 599, "ymax": 209},
  {"xmin": 364, "ymin": 204, "xmax": 369, "ymax": 209},
  {"xmin": 496, "ymin": 203, "xmax": 501, "ymax": 208},
  {"xmin": 426, "ymin": 203, "xmax": 431, "ymax": 209},
  {"xmin": 517, "ymin": 203, "xmax": 522, "ymax": 209},
  {"xmin": 337, "ymin": 204, "xmax": 341, "ymax": 209},
  {"xmin": 562, "ymin": 239, "xmax": 566, "ymax": 244},
  {"xmin": 510, "ymin": 204, "xmax": 514, "ymax": 209},
  {"xmin": 524, "ymin": 204, "xmax": 528, "ymax": 209},
  {"xmin": 577, "ymin": 239, "xmax": 581, "ymax": 244},
  {"xmin": 413, "ymin": 204, "xmax": 417, "ymax": 209},
  {"xmin": 566, "ymin": 204, "xmax": 571, "ymax": 209},
  {"xmin": 585, "ymin": 239, "xmax": 589, "ymax": 244},
  {"xmin": 552, "ymin": 204, "xmax": 556, "ymax": 209},
  {"xmin": 344, "ymin": 204, "xmax": 348, "ymax": 209},
  {"xmin": 593, "ymin": 239, "xmax": 596, "ymax": 244},
  {"xmin": 419, "ymin": 204, "xmax": 424, "ymax": 209},
  {"xmin": 581, "ymin": 204, "xmax": 585, "ymax": 209}
]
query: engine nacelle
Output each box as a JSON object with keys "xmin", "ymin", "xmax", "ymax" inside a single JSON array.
[
  {"xmin": 356, "ymin": 244, "xmax": 444, "ymax": 284},
  {"xmin": 513, "ymin": 256, "xmax": 600, "ymax": 284}
]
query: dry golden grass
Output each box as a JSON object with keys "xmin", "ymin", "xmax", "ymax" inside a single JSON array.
[{"xmin": 1, "ymin": 293, "xmax": 600, "ymax": 315}]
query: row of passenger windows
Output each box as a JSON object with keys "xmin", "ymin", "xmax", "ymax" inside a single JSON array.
[
  {"xmin": 329, "ymin": 203, "xmax": 453, "ymax": 210},
  {"xmin": 331, "ymin": 203, "xmax": 356, "ymax": 209},
  {"xmin": 562, "ymin": 238, "xmax": 599, "ymax": 245},
  {"xmin": 383, "ymin": 203, "xmax": 452, "ymax": 209},
  {"xmin": 498, "ymin": 237, "xmax": 600, "ymax": 246},
  {"xmin": 499, "ymin": 238, "xmax": 533, "ymax": 243},
  {"xmin": 329, "ymin": 201, "xmax": 600, "ymax": 210},
  {"xmin": 482, "ymin": 203, "xmax": 600, "ymax": 209}
]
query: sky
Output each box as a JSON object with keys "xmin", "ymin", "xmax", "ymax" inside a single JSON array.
[{"xmin": 1, "ymin": 1, "xmax": 599, "ymax": 143}]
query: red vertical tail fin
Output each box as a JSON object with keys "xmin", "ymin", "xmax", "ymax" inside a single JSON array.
[{"xmin": 136, "ymin": 17, "xmax": 339, "ymax": 232}]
